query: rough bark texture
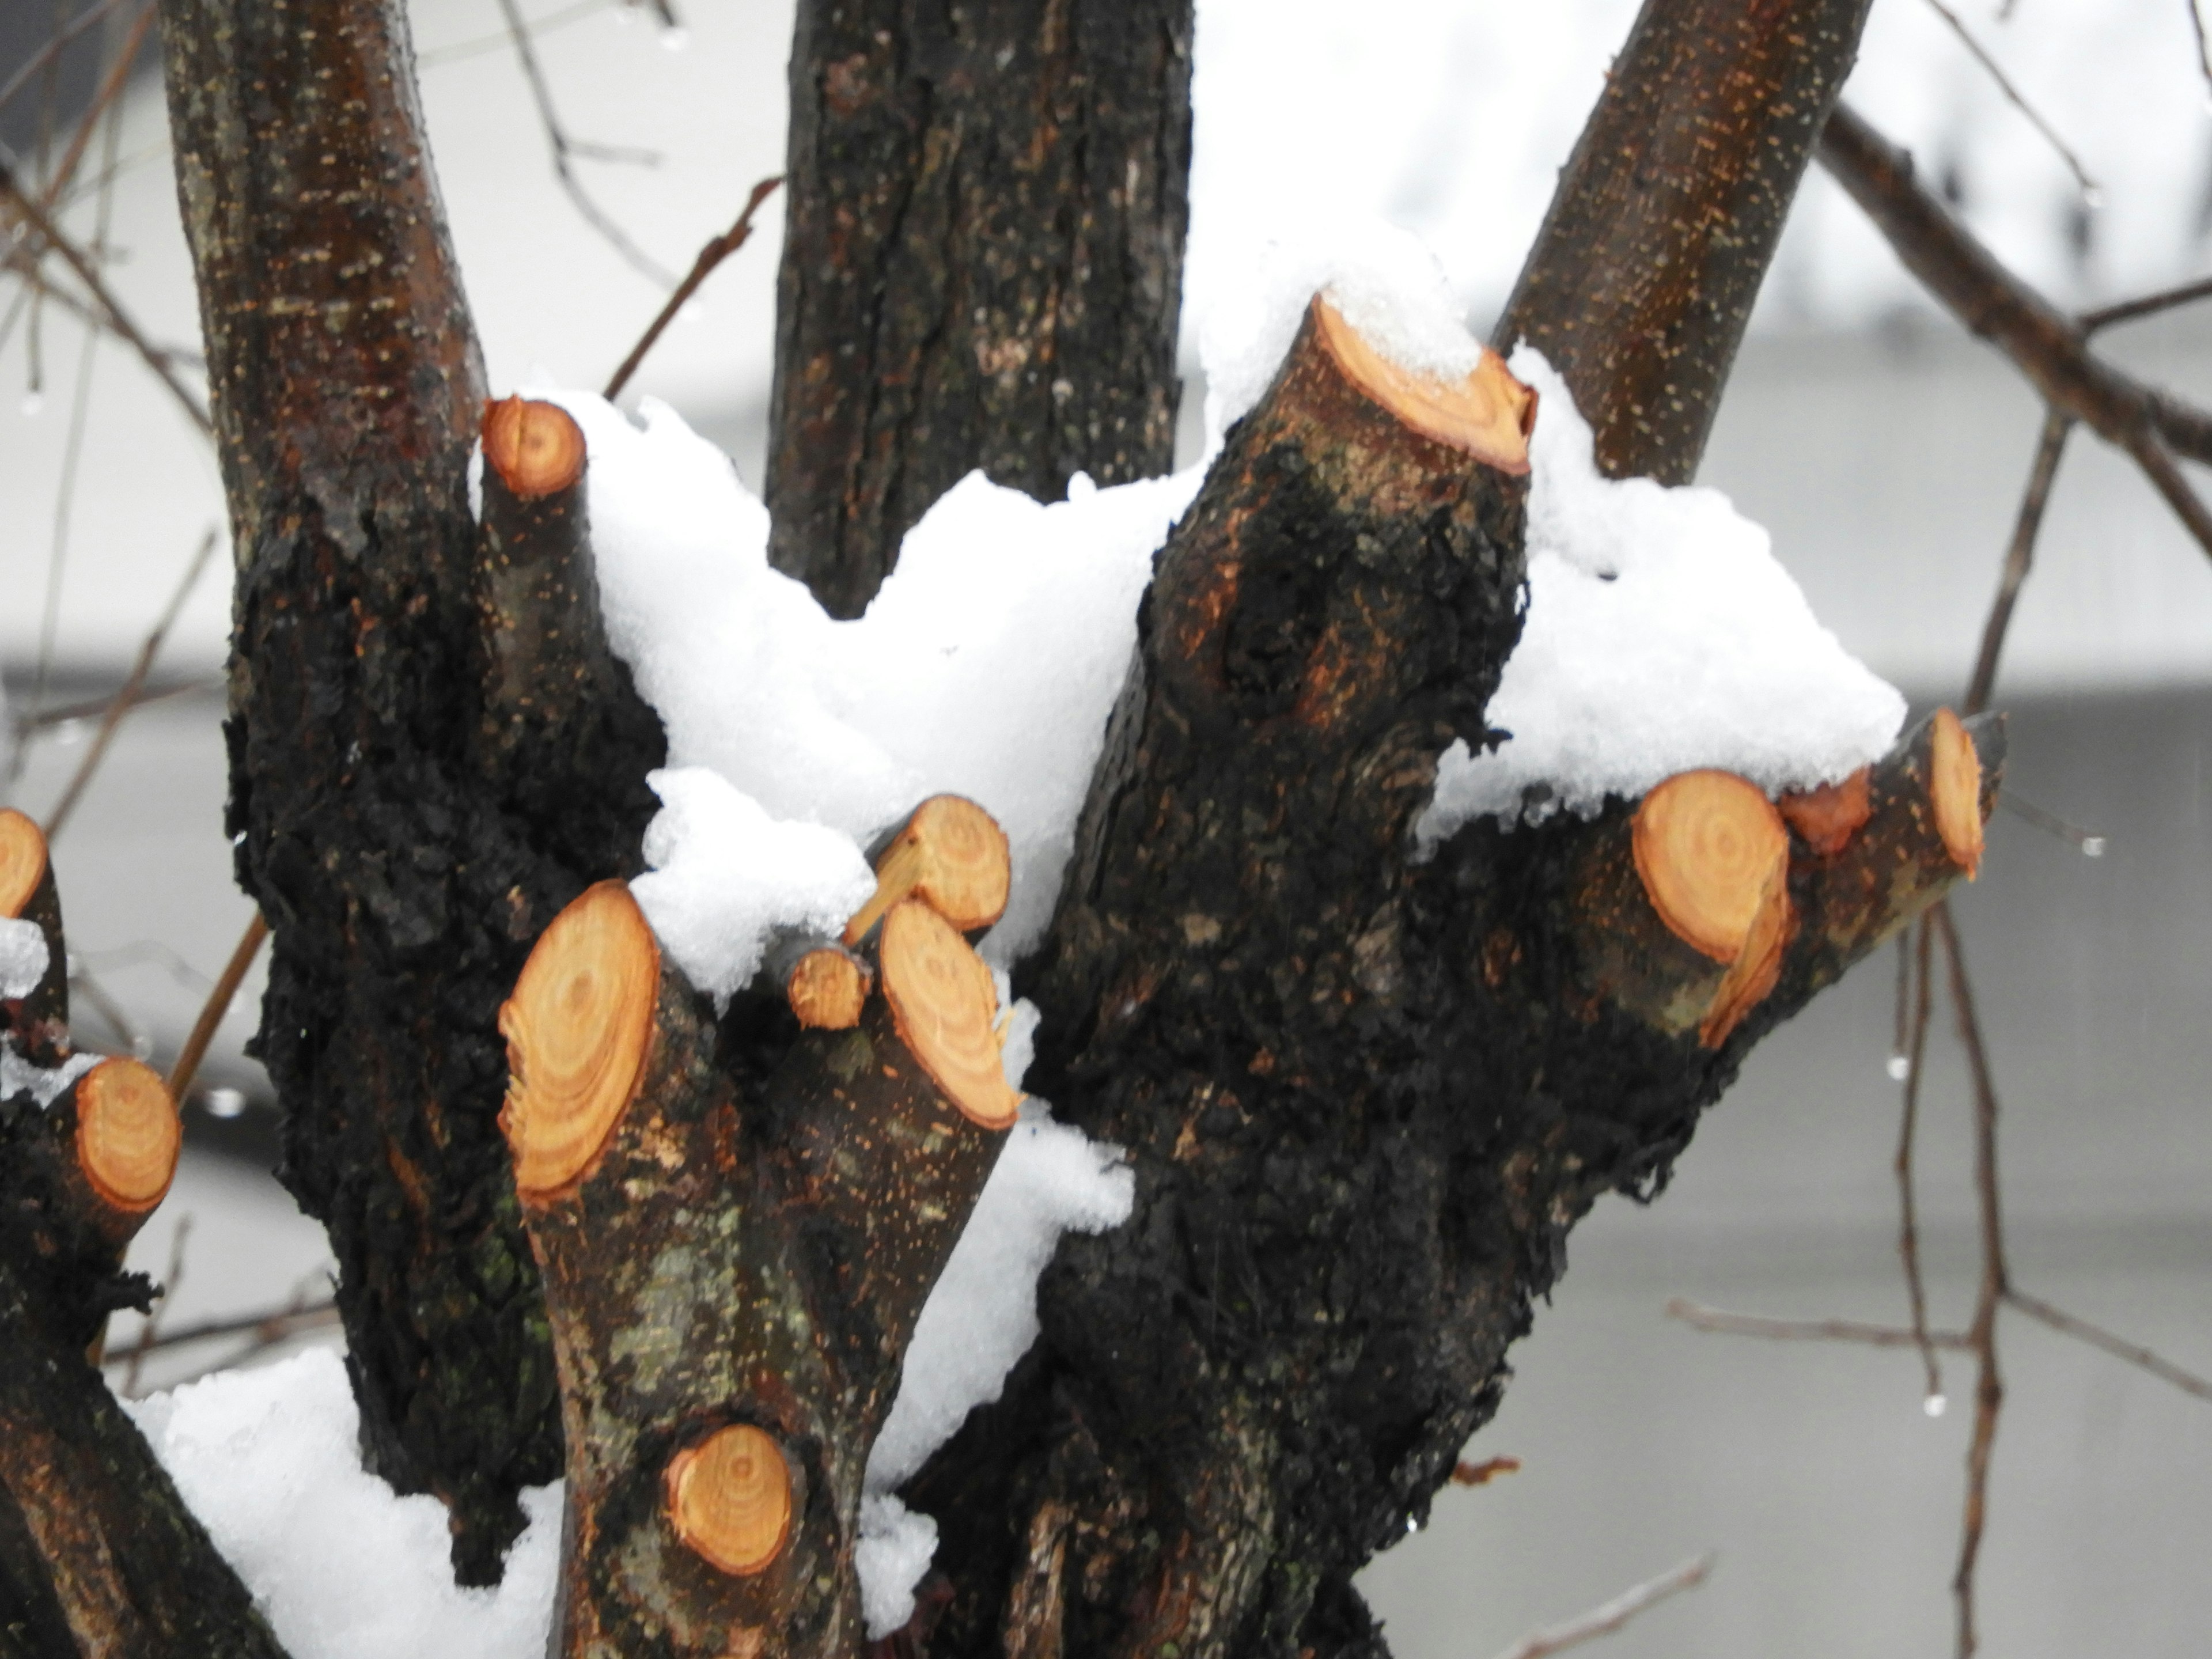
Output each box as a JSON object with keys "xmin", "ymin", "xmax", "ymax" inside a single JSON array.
[
  {"xmin": 767, "ymin": 0, "xmax": 1194, "ymax": 617},
  {"xmin": 892, "ymin": 13, "xmax": 1976, "ymax": 1629},
  {"xmin": 509, "ymin": 886, "xmax": 1010, "ymax": 1656},
  {"xmin": 1494, "ymin": 0, "xmax": 1874, "ymax": 483},
  {"xmin": 0, "ymin": 1255, "xmax": 289, "ymax": 1659},
  {"xmin": 160, "ymin": 0, "xmax": 662, "ymax": 1581}
]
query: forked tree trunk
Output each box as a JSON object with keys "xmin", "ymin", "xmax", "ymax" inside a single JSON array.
[
  {"xmin": 767, "ymin": 0, "xmax": 1195, "ymax": 617},
  {"xmin": 160, "ymin": 0, "xmax": 664, "ymax": 1581}
]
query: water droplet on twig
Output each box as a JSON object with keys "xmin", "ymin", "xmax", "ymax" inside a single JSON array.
[
  {"xmin": 1887, "ymin": 1054, "xmax": 1911, "ymax": 1082},
  {"xmin": 1924, "ymin": 1392, "xmax": 1948, "ymax": 1418}
]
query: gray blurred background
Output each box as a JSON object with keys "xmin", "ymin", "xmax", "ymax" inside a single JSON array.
[{"xmin": 2, "ymin": 1, "xmax": 2206, "ymax": 1652}]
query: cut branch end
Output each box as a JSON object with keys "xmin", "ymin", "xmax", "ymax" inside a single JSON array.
[
  {"xmin": 499, "ymin": 880, "xmax": 660, "ymax": 1200},
  {"xmin": 665, "ymin": 1424, "xmax": 791, "ymax": 1577},
  {"xmin": 1633, "ymin": 771, "xmax": 1789, "ymax": 963},
  {"xmin": 881, "ymin": 899, "xmax": 1021, "ymax": 1130},
  {"xmin": 0, "ymin": 809, "xmax": 49, "ymax": 918},
  {"xmin": 1313, "ymin": 296, "xmax": 1535, "ymax": 475},
  {"xmin": 843, "ymin": 796, "xmax": 1012, "ymax": 946},
  {"xmin": 483, "ymin": 395, "xmax": 587, "ymax": 498},
  {"xmin": 74, "ymin": 1058, "xmax": 180, "ymax": 1215},
  {"xmin": 785, "ymin": 945, "xmax": 872, "ymax": 1030},
  {"xmin": 1931, "ymin": 708, "xmax": 1986, "ymax": 878},
  {"xmin": 1779, "ymin": 767, "xmax": 1873, "ymax": 857}
]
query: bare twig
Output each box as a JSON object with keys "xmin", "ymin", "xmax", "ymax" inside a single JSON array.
[
  {"xmin": 418, "ymin": 0, "xmax": 612, "ymax": 68},
  {"xmin": 1965, "ymin": 410, "xmax": 2072, "ymax": 717},
  {"xmin": 1488, "ymin": 1554, "xmax": 1715, "ymax": 1659},
  {"xmin": 1666, "ymin": 1297, "xmax": 1975, "ymax": 1351},
  {"xmin": 43, "ymin": 529, "xmax": 220, "ymax": 840},
  {"xmin": 1817, "ymin": 105, "xmax": 2212, "ymax": 564},
  {"xmin": 494, "ymin": 0, "xmax": 674, "ymax": 285},
  {"xmin": 0, "ymin": 161, "xmax": 213, "ymax": 435},
  {"xmin": 1920, "ymin": 0, "xmax": 2097, "ymax": 200},
  {"xmin": 35, "ymin": 1, "xmax": 157, "ymax": 215},
  {"xmin": 1450, "ymin": 1456, "xmax": 1522, "ymax": 1487},
  {"xmin": 165, "ymin": 914, "xmax": 269, "ymax": 1104},
  {"xmin": 1997, "ymin": 791, "xmax": 2105, "ymax": 854},
  {"xmin": 122, "ymin": 1215, "xmax": 193, "ymax": 1397},
  {"xmin": 2005, "ymin": 1287, "xmax": 2212, "ymax": 1403},
  {"xmin": 22, "ymin": 677, "xmax": 212, "ymax": 730},
  {"xmin": 2189, "ymin": 0, "xmax": 2212, "ymax": 107},
  {"xmin": 0, "ymin": 0, "xmax": 129, "ymax": 119},
  {"xmin": 70, "ymin": 962, "xmax": 144, "ymax": 1056},
  {"xmin": 1931, "ymin": 904, "xmax": 2004, "ymax": 1659},
  {"xmin": 2080, "ymin": 272, "xmax": 2212, "ymax": 335},
  {"xmin": 1896, "ymin": 918, "xmax": 1945, "ymax": 1406},
  {"xmin": 603, "ymin": 174, "xmax": 782, "ymax": 399},
  {"xmin": 101, "ymin": 1298, "xmax": 340, "ymax": 1370}
]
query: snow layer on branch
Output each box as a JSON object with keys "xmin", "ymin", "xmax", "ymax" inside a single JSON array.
[
  {"xmin": 1200, "ymin": 217, "xmax": 1482, "ymax": 444},
  {"xmin": 629, "ymin": 767, "xmax": 876, "ymax": 1002},
  {"xmin": 129, "ymin": 1351, "xmax": 560, "ymax": 1659},
  {"xmin": 0, "ymin": 1042, "xmax": 97, "ymax": 1108},
  {"xmin": 541, "ymin": 392, "xmax": 1200, "ymax": 976},
  {"xmin": 0, "ymin": 916, "xmax": 47, "ymax": 998},
  {"xmin": 857, "ymin": 1495, "xmax": 940, "ymax": 1640},
  {"xmin": 1416, "ymin": 353, "xmax": 1907, "ymax": 844}
]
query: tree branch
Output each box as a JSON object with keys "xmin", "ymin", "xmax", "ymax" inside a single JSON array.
[{"xmin": 1817, "ymin": 103, "xmax": 2212, "ymax": 564}]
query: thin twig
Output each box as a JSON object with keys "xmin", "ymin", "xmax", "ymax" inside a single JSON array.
[
  {"xmin": 1965, "ymin": 409, "xmax": 2071, "ymax": 717},
  {"xmin": 1996, "ymin": 791, "xmax": 2104, "ymax": 854},
  {"xmin": 1818, "ymin": 105, "xmax": 2212, "ymax": 565},
  {"xmin": 418, "ymin": 0, "xmax": 612, "ymax": 67},
  {"xmin": 0, "ymin": 161, "xmax": 212, "ymax": 435},
  {"xmin": 2189, "ymin": 0, "xmax": 2212, "ymax": 108},
  {"xmin": 35, "ymin": 1, "xmax": 157, "ymax": 215},
  {"xmin": 99, "ymin": 1297, "xmax": 338, "ymax": 1364},
  {"xmin": 165, "ymin": 914, "xmax": 268, "ymax": 1104},
  {"xmin": 1896, "ymin": 918, "xmax": 1945, "ymax": 1406},
  {"xmin": 122, "ymin": 1215, "xmax": 192, "ymax": 1397},
  {"xmin": 1487, "ymin": 1554, "xmax": 1715, "ymax": 1659},
  {"xmin": 2005, "ymin": 1287, "xmax": 2212, "ymax": 1403},
  {"xmin": 1666, "ymin": 1297, "xmax": 1975, "ymax": 1351},
  {"xmin": 0, "ymin": 0, "xmax": 128, "ymax": 119},
  {"xmin": 43, "ymin": 529, "xmax": 219, "ymax": 840},
  {"xmin": 603, "ymin": 174, "xmax": 782, "ymax": 399},
  {"xmin": 24, "ymin": 263, "xmax": 100, "ymax": 744},
  {"xmin": 70, "ymin": 963, "xmax": 143, "ymax": 1056},
  {"xmin": 1932, "ymin": 904, "xmax": 2005, "ymax": 1659},
  {"xmin": 1920, "ymin": 0, "xmax": 2097, "ymax": 200},
  {"xmin": 494, "ymin": 0, "xmax": 675, "ymax": 285},
  {"xmin": 22, "ymin": 677, "xmax": 212, "ymax": 730},
  {"xmin": 2080, "ymin": 272, "xmax": 2212, "ymax": 335}
]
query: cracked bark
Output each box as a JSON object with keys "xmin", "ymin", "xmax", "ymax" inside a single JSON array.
[{"xmin": 767, "ymin": 0, "xmax": 1194, "ymax": 617}]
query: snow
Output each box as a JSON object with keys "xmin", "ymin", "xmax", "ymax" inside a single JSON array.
[
  {"xmin": 629, "ymin": 768, "xmax": 876, "ymax": 1006},
  {"xmin": 0, "ymin": 916, "xmax": 48, "ymax": 999},
  {"xmin": 1416, "ymin": 351, "xmax": 1907, "ymax": 844},
  {"xmin": 0, "ymin": 1043, "xmax": 99, "ymax": 1108},
  {"xmin": 1200, "ymin": 219, "xmax": 1484, "ymax": 441},
  {"xmin": 551, "ymin": 390, "xmax": 1201, "ymax": 976},
  {"xmin": 857, "ymin": 1495, "xmax": 940, "ymax": 1639},
  {"xmin": 128, "ymin": 1351, "xmax": 561, "ymax": 1659}
]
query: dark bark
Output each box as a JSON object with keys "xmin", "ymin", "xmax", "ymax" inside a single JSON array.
[
  {"xmin": 0, "ymin": 1255, "xmax": 290, "ymax": 1659},
  {"xmin": 160, "ymin": 0, "xmax": 662, "ymax": 1581},
  {"xmin": 767, "ymin": 0, "xmax": 1194, "ymax": 618},
  {"xmin": 1494, "ymin": 0, "xmax": 1874, "ymax": 483},
  {"xmin": 904, "ymin": 244, "xmax": 1984, "ymax": 1659},
  {"xmin": 507, "ymin": 885, "xmax": 1010, "ymax": 1656}
]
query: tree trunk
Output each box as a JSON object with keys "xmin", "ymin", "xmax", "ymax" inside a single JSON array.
[
  {"xmin": 1494, "ymin": 0, "xmax": 1874, "ymax": 484},
  {"xmin": 159, "ymin": 0, "xmax": 663, "ymax": 1582},
  {"xmin": 766, "ymin": 0, "xmax": 1194, "ymax": 618}
]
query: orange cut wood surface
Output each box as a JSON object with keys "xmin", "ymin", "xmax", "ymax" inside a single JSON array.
[
  {"xmin": 881, "ymin": 899, "xmax": 1021, "ymax": 1130},
  {"xmin": 1633, "ymin": 770, "xmax": 1789, "ymax": 963},
  {"xmin": 76, "ymin": 1058, "xmax": 181, "ymax": 1214},
  {"xmin": 665, "ymin": 1425, "xmax": 791, "ymax": 1577}
]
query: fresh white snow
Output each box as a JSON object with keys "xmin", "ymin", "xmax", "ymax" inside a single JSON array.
[
  {"xmin": 0, "ymin": 915, "xmax": 48, "ymax": 999},
  {"xmin": 1417, "ymin": 351, "xmax": 1907, "ymax": 844}
]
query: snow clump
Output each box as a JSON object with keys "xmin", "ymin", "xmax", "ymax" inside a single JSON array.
[
  {"xmin": 1415, "ymin": 350, "xmax": 1907, "ymax": 845},
  {"xmin": 0, "ymin": 916, "xmax": 47, "ymax": 999},
  {"xmin": 130, "ymin": 1351, "xmax": 560, "ymax": 1659}
]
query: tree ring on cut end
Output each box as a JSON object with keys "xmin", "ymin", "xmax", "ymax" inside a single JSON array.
[
  {"xmin": 1633, "ymin": 770, "xmax": 1790, "ymax": 963},
  {"xmin": 665, "ymin": 1423, "xmax": 791, "ymax": 1577},
  {"xmin": 0, "ymin": 809, "xmax": 48, "ymax": 919},
  {"xmin": 786, "ymin": 946, "xmax": 870, "ymax": 1030},
  {"xmin": 1312, "ymin": 296, "xmax": 1535, "ymax": 474},
  {"xmin": 881, "ymin": 899, "xmax": 1021, "ymax": 1130},
  {"xmin": 1930, "ymin": 707, "xmax": 1984, "ymax": 878},
  {"xmin": 482, "ymin": 395, "xmax": 586, "ymax": 498},
  {"xmin": 843, "ymin": 795, "xmax": 1012, "ymax": 946},
  {"xmin": 499, "ymin": 881, "xmax": 660, "ymax": 1199},
  {"xmin": 76, "ymin": 1058, "xmax": 181, "ymax": 1214}
]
